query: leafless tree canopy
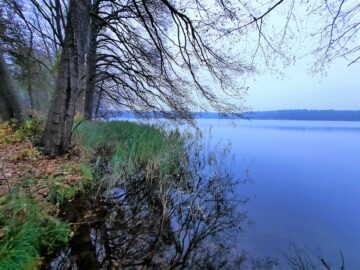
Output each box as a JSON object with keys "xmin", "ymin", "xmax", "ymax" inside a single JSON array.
[
  {"xmin": 3, "ymin": 0, "xmax": 359, "ymax": 113},
  {"xmin": 92, "ymin": 0, "xmax": 256, "ymax": 117}
]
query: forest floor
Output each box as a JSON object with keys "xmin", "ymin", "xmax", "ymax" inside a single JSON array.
[
  {"xmin": 0, "ymin": 120, "xmax": 95, "ymax": 269},
  {"xmin": 0, "ymin": 121, "xmax": 89, "ymax": 206}
]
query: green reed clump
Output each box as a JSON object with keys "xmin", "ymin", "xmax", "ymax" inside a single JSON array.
[
  {"xmin": 76, "ymin": 121, "xmax": 186, "ymax": 175},
  {"xmin": 75, "ymin": 120, "xmax": 189, "ymax": 197},
  {"xmin": 0, "ymin": 192, "xmax": 71, "ymax": 270},
  {"xmin": 75, "ymin": 121, "xmax": 164, "ymax": 151}
]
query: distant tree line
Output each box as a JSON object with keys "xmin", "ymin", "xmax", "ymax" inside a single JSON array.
[
  {"xmin": 109, "ymin": 110, "xmax": 360, "ymax": 121},
  {"xmin": 243, "ymin": 110, "xmax": 360, "ymax": 121}
]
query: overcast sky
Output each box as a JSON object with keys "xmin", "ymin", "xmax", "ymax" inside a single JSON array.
[
  {"xmin": 179, "ymin": 0, "xmax": 360, "ymax": 112},
  {"xmin": 228, "ymin": 0, "xmax": 360, "ymax": 112},
  {"xmin": 244, "ymin": 57, "xmax": 360, "ymax": 111}
]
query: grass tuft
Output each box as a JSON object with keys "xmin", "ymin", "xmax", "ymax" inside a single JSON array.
[
  {"xmin": 48, "ymin": 178, "xmax": 77, "ymax": 205},
  {"xmin": 0, "ymin": 192, "xmax": 71, "ymax": 270}
]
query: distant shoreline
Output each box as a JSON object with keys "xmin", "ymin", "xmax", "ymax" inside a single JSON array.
[{"xmin": 107, "ymin": 110, "xmax": 360, "ymax": 122}]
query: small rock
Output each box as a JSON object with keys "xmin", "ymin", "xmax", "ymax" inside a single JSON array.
[
  {"xmin": 38, "ymin": 188, "xmax": 48, "ymax": 197},
  {"xmin": 0, "ymin": 229, "xmax": 5, "ymax": 239}
]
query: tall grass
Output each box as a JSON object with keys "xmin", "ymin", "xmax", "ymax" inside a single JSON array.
[
  {"xmin": 0, "ymin": 192, "xmax": 71, "ymax": 270},
  {"xmin": 75, "ymin": 120, "xmax": 166, "ymax": 155},
  {"xmin": 75, "ymin": 121, "xmax": 187, "ymax": 186}
]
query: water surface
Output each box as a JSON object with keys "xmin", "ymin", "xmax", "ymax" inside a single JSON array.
[{"xmin": 195, "ymin": 119, "xmax": 360, "ymax": 268}]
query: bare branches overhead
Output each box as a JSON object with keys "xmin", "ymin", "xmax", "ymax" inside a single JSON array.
[
  {"xmin": 90, "ymin": 0, "xmax": 256, "ymax": 117},
  {"xmin": 308, "ymin": 0, "xmax": 360, "ymax": 70}
]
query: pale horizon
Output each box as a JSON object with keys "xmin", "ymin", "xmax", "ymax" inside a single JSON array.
[{"xmin": 245, "ymin": 56, "xmax": 360, "ymax": 112}]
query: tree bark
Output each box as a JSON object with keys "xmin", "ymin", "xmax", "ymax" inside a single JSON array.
[
  {"xmin": 0, "ymin": 53, "xmax": 23, "ymax": 121},
  {"xmin": 94, "ymin": 86, "xmax": 103, "ymax": 118},
  {"xmin": 83, "ymin": 2, "xmax": 100, "ymax": 120},
  {"xmin": 41, "ymin": 0, "xmax": 91, "ymax": 154}
]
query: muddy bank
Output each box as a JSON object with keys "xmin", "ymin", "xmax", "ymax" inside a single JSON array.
[{"xmin": 44, "ymin": 195, "xmax": 105, "ymax": 269}]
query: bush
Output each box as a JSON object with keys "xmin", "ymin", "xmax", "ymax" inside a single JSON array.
[
  {"xmin": 0, "ymin": 122, "xmax": 21, "ymax": 145},
  {"xmin": 0, "ymin": 118, "xmax": 45, "ymax": 146},
  {"xmin": 17, "ymin": 118, "xmax": 45, "ymax": 145}
]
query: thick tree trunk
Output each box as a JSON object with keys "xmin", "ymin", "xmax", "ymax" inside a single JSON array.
[
  {"xmin": 83, "ymin": 3, "xmax": 99, "ymax": 120},
  {"xmin": 41, "ymin": 0, "xmax": 91, "ymax": 154},
  {"xmin": 0, "ymin": 53, "xmax": 23, "ymax": 121}
]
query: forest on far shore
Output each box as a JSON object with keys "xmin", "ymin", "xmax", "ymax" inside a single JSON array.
[{"xmin": 108, "ymin": 110, "xmax": 360, "ymax": 121}]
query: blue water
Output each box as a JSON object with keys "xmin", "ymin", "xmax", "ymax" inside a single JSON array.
[
  {"xmin": 195, "ymin": 119, "xmax": 360, "ymax": 268},
  {"xmin": 113, "ymin": 117, "xmax": 360, "ymax": 267}
]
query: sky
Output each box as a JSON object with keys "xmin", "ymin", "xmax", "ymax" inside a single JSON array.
[
  {"xmin": 245, "ymin": 57, "xmax": 360, "ymax": 111},
  {"xmin": 224, "ymin": 0, "xmax": 360, "ymax": 112},
  {"xmin": 170, "ymin": 0, "xmax": 360, "ymax": 113}
]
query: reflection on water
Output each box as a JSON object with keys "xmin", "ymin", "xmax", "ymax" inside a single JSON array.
[
  {"xmin": 46, "ymin": 128, "xmax": 248, "ymax": 269},
  {"xmin": 196, "ymin": 119, "xmax": 360, "ymax": 269}
]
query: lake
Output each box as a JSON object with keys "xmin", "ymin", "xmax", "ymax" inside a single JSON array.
[{"xmin": 194, "ymin": 119, "xmax": 360, "ymax": 268}]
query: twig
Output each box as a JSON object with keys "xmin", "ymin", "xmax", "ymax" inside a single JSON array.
[
  {"xmin": 1, "ymin": 162, "xmax": 11, "ymax": 193},
  {"xmin": 320, "ymin": 258, "xmax": 331, "ymax": 270},
  {"xmin": 71, "ymin": 219, "xmax": 104, "ymax": 226},
  {"xmin": 340, "ymin": 250, "xmax": 345, "ymax": 270},
  {"xmin": 70, "ymin": 111, "xmax": 110, "ymax": 141}
]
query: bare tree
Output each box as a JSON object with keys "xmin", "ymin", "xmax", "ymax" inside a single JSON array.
[
  {"xmin": 41, "ymin": 0, "xmax": 91, "ymax": 154},
  {"xmin": 83, "ymin": 0, "xmax": 299, "ymax": 119},
  {"xmin": 1, "ymin": 0, "xmax": 60, "ymax": 112},
  {"xmin": 83, "ymin": 0, "xmax": 101, "ymax": 119},
  {"xmin": 283, "ymin": 243, "xmax": 346, "ymax": 270}
]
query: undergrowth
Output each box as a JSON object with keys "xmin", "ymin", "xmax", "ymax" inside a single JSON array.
[
  {"xmin": 48, "ymin": 163, "xmax": 94, "ymax": 205},
  {"xmin": 0, "ymin": 192, "xmax": 71, "ymax": 270},
  {"xmin": 0, "ymin": 118, "xmax": 94, "ymax": 269},
  {"xmin": 0, "ymin": 118, "xmax": 45, "ymax": 145}
]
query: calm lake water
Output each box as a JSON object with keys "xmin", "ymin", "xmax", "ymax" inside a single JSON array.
[
  {"xmin": 111, "ymin": 117, "xmax": 360, "ymax": 268},
  {"xmin": 195, "ymin": 119, "xmax": 360, "ymax": 268}
]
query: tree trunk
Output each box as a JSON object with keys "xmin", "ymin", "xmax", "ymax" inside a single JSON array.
[
  {"xmin": 41, "ymin": 0, "xmax": 91, "ymax": 154},
  {"xmin": 94, "ymin": 87, "xmax": 103, "ymax": 117},
  {"xmin": 0, "ymin": 53, "xmax": 23, "ymax": 121},
  {"xmin": 83, "ymin": 2, "xmax": 100, "ymax": 120},
  {"xmin": 27, "ymin": 82, "xmax": 34, "ymax": 111}
]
